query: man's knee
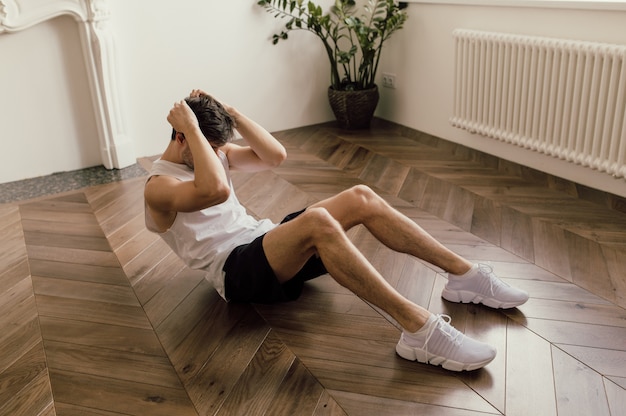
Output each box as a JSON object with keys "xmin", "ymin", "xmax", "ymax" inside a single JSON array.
[
  {"xmin": 346, "ymin": 185, "xmax": 384, "ymax": 213},
  {"xmin": 302, "ymin": 207, "xmax": 343, "ymax": 239}
]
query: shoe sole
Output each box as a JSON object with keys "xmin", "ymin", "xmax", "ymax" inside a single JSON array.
[
  {"xmin": 441, "ymin": 288, "xmax": 527, "ymax": 309},
  {"xmin": 396, "ymin": 340, "xmax": 494, "ymax": 372}
]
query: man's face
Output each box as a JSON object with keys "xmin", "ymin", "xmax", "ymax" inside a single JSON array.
[
  {"xmin": 182, "ymin": 146, "xmax": 194, "ymax": 170},
  {"xmin": 181, "ymin": 143, "xmax": 220, "ymax": 170}
]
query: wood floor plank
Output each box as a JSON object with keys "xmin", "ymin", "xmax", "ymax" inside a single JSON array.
[
  {"xmin": 86, "ymin": 178, "xmax": 145, "ymax": 214},
  {"xmin": 330, "ymin": 390, "xmax": 501, "ymax": 416},
  {"xmin": 259, "ymin": 306, "xmax": 399, "ymax": 342},
  {"xmin": 265, "ymin": 358, "xmax": 326, "ymax": 416},
  {"xmin": 393, "ymin": 258, "xmax": 439, "ymax": 309},
  {"xmin": 361, "ymin": 153, "xmax": 411, "ymax": 196},
  {"xmin": 35, "ymin": 294, "xmax": 152, "ymax": 329},
  {"xmin": 19, "ymin": 206, "xmax": 98, "ymax": 226},
  {"xmin": 29, "ymin": 259, "xmax": 129, "ymax": 286},
  {"xmin": 310, "ymin": 390, "xmax": 347, "ymax": 415},
  {"xmin": 32, "ymin": 276, "xmax": 137, "ymax": 307},
  {"xmin": 94, "ymin": 186, "xmax": 145, "ymax": 236},
  {"xmin": 23, "ymin": 230, "xmax": 111, "ymax": 252},
  {"xmin": 166, "ymin": 299, "xmax": 251, "ymax": 382},
  {"xmin": 105, "ymin": 211, "xmax": 146, "ymax": 252},
  {"xmin": 26, "ymin": 244, "xmax": 120, "ymax": 267},
  {"xmin": 508, "ymin": 279, "xmax": 613, "ymax": 304},
  {"xmin": 552, "ymin": 346, "xmax": 611, "ymax": 416},
  {"xmin": 523, "ymin": 317, "xmax": 626, "ymax": 351},
  {"xmin": 114, "ymin": 226, "xmax": 161, "ymax": 267},
  {"xmin": 516, "ymin": 297, "xmax": 626, "ymax": 327},
  {"xmin": 20, "ymin": 217, "xmax": 103, "ymax": 238},
  {"xmin": 532, "ymin": 218, "xmax": 575, "ymax": 279},
  {"xmin": 0, "ymin": 259, "xmax": 29, "ymax": 294},
  {"xmin": 604, "ymin": 377, "xmax": 626, "ymax": 416},
  {"xmin": 259, "ymin": 286, "xmax": 380, "ymax": 319},
  {"xmin": 54, "ymin": 402, "xmax": 129, "ymax": 415},
  {"xmin": 607, "ymin": 376, "xmax": 626, "ymax": 389},
  {"xmin": 0, "ymin": 317, "xmax": 41, "ymax": 375},
  {"xmin": 143, "ymin": 268, "xmax": 205, "ymax": 327},
  {"xmin": 122, "ymin": 237, "xmax": 175, "ymax": 284},
  {"xmin": 0, "ymin": 281, "xmax": 40, "ymax": 369},
  {"xmin": 130, "ymin": 251, "xmax": 187, "ymax": 305},
  {"xmin": 217, "ymin": 331, "xmax": 296, "ymax": 415},
  {"xmin": 0, "ymin": 225, "xmax": 28, "ymax": 273},
  {"xmin": 0, "ymin": 366, "xmax": 54, "ymax": 416},
  {"xmin": 0, "ymin": 341, "xmax": 48, "ymax": 409},
  {"xmin": 39, "ymin": 316, "xmax": 166, "ymax": 356},
  {"xmin": 18, "ymin": 198, "xmax": 92, "ymax": 215},
  {"xmin": 505, "ymin": 321, "xmax": 557, "ymax": 416},
  {"xmin": 44, "ymin": 340, "xmax": 183, "ymax": 388},
  {"xmin": 568, "ymin": 232, "xmax": 618, "ymax": 304},
  {"xmin": 459, "ymin": 307, "xmax": 509, "ymax": 414},
  {"xmin": 0, "ymin": 273, "xmax": 35, "ymax": 320},
  {"xmin": 487, "ymin": 260, "xmax": 565, "ymax": 282},
  {"xmin": 155, "ymin": 279, "xmax": 226, "ymax": 355},
  {"xmin": 49, "ymin": 369, "xmax": 197, "ymax": 416},
  {"xmin": 182, "ymin": 309, "xmax": 271, "ymax": 416},
  {"xmin": 444, "ymin": 243, "xmax": 526, "ymax": 264},
  {"xmin": 266, "ymin": 327, "xmax": 398, "ymax": 370},
  {"xmin": 305, "ymin": 357, "xmax": 499, "ymax": 414},
  {"xmin": 604, "ymin": 245, "xmax": 626, "ymax": 308},
  {"xmin": 557, "ymin": 344, "xmax": 626, "ymax": 378}
]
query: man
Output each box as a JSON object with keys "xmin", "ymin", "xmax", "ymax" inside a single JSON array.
[{"xmin": 144, "ymin": 90, "xmax": 529, "ymax": 372}]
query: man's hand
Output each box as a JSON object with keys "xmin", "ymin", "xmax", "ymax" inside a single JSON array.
[
  {"xmin": 188, "ymin": 89, "xmax": 237, "ymax": 120},
  {"xmin": 167, "ymin": 100, "xmax": 199, "ymax": 136},
  {"xmin": 189, "ymin": 89, "xmax": 208, "ymax": 98}
]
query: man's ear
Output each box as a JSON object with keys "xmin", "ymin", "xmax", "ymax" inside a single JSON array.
[{"xmin": 175, "ymin": 132, "xmax": 186, "ymax": 144}]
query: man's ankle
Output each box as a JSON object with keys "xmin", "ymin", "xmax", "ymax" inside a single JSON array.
[{"xmin": 449, "ymin": 263, "xmax": 476, "ymax": 279}]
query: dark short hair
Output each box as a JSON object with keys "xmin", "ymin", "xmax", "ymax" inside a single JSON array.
[{"xmin": 170, "ymin": 95, "xmax": 235, "ymax": 146}]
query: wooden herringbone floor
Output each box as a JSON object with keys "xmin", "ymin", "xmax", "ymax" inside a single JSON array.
[{"xmin": 1, "ymin": 120, "xmax": 625, "ymax": 415}]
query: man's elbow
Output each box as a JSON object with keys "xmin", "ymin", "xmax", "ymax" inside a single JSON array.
[
  {"xmin": 269, "ymin": 147, "xmax": 287, "ymax": 168},
  {"xmin": 213, "ymin": 183, "xmax": 231, "ymax": 204},
  {"xmin": 197, "ymin": 181, "xmax": 230, "ymax": 206}
]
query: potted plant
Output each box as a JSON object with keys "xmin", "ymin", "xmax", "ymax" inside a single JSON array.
[{"xmin": 258, "ymin": 0, "xmax": 408, "ymax": 129}]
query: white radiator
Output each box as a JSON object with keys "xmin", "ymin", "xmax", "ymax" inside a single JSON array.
[{"xmin": 451, "ymin": 29, "xmax": 626, "ymax": 179}]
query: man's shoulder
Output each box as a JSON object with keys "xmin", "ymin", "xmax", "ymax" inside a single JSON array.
[{"xmin": 150, "ymin": 159, "xmax": 194, "ymax": 180}]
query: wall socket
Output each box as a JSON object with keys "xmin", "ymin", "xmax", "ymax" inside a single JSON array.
[{"xmin": 382, "ymin": 73, "xmax": 396, "ymax": 89}]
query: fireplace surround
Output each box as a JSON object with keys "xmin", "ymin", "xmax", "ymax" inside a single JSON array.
[{"xmin": 1, "ymin": 0, "xmax": 134, "ymax": 169}]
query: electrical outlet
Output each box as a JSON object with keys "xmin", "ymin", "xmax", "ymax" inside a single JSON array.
[{"xmin": 382, "ymin": 73, "xmax": 396, "ymax": 89}]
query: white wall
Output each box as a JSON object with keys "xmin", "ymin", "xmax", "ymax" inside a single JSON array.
[
  {"xmin": 376, "ymin": 2, "xmax": 626, "ymax": 196},
  {"xmin": 0, "ymin": 0, "xmax": 334, "ymax": 183},
  {"xmin": 105, "ymin": 0, "xmax": 335, "ymax": 166},
  {"xmin": 1, "ymin": 0, "xmax": 625, "ymax": 197}
]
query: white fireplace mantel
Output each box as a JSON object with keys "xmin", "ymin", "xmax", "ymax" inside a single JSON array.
[{"xmin": 1, "ymin": 0, "xmax": 134, "ymax": 170}]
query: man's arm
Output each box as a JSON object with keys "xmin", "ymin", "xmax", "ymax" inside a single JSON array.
[
  {"xmin": 189, "ymin": 89, "xmax": 286, "ymax": 172},
  {"xmin": 222, "ymin": 105, "xmax": 287, "ymax": 171},
  {"xmin": 145, "ymin": 100, "xmax": 230, "ymax": 229}
]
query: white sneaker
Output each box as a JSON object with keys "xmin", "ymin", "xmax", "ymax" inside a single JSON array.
[
  {"xmin": 396, "ymin": 314, "xmax": 496, "ymax": 371},
  {"xmin": 442, "ymin": 263, "xmax": 529, "ymax": 309}
]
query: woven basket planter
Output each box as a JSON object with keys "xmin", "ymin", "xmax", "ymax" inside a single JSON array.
[{"xmin": 328, "ymin": 85, "xmax": 380, "ymax": 129}]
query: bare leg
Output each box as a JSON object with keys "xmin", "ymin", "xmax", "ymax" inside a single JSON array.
[
  {"xmin": 308, "ymin": 186, "xmax": 529, "ymax": 311},
  {"xmin": 262, "ymin": 207, "xmax": 430, "ymax": 332},
  {"xmin": 309, "ymin": 185, "xmax": 472, "ymax": 275}
]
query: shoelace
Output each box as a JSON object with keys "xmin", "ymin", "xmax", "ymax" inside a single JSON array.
[
  {"xmin": 477, "ymin": 263, "xmax": 510, "ymax": 296},
  {"xmin": 422, "ymin": 314, "xmax": 464, "ymax": 357}
]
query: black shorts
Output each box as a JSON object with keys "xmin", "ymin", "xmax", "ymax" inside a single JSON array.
[{"xmin": 223, "ymin": 209, "xmax": 328, "ymax": 303}]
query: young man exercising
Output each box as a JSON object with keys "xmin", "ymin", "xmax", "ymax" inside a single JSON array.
[{"xmin": 144, "ymin": 89, "xmax": 529, "ymax": 372}]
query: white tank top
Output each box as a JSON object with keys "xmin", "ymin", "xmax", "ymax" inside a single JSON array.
[{"xmin": 144, "ymin": 151, "xmax": 277, "ymax": 299}]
